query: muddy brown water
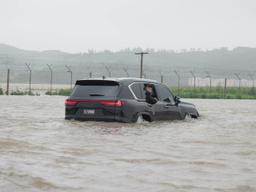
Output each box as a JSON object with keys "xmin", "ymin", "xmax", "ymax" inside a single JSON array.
[{"xmin": 0, "ymin": 96, "xmax": 256, "ymax": 192}]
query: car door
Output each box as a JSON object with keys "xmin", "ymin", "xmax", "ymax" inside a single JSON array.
[
  {"xmin": 137, "ymin": 82, "xmax": 164, "ymax": 120},
  {"xmin": 137, "ymin": 83, "xmax": 168, "ymax": 121},
  {"xmin": 155, "ymin": 84, "xmax": 181, "ymax": 120},
  {"xmin": 129, "ymin": 82, "xmax": 155, "ymax": 118}
]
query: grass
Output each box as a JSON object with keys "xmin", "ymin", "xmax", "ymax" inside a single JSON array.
[
  {"xmin": 10, "ymin": 90, "xmax": 39, "ymax": 96},
  {"xmin": 1, "ymin": 86, "xmax": 256, "ymax": 99},
  {"xmin": 45, "ymin": 89, "xmax": 71, "ymax": 96},
  {"xmin": 44, "ymin": 87, "xmax": 256, "ymax": 99},
  {"xmin": 171, "ymin": 87, "xmax": 256, "ymax": 99}
]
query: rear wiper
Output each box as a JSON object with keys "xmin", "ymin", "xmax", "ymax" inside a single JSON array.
[{"xmin": 89, "ymin": 94, "xmax": 105, "ymax": 96}]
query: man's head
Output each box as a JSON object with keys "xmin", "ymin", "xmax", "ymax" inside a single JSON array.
[{"xmin": 145, "ymin": 84, "xmax": 153, "ymax": 93}]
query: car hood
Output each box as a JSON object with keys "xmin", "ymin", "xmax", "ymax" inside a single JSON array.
[{"xmin": 179, "ymin": 101, "xmax": 196, "ymax": 107}]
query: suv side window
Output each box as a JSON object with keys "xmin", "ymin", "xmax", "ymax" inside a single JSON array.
[
  {"xmin": 156, "ymin": 85, "xmax": 175, "ymax": 104},
  {"xmin": 140, "ymin": 83, "xmax": 158, "ymax": 100},
  {"xmin": 130, "ymin": 83, "xmax": 143, "ymax": 99},
  {"xmin": 130, "ymin": 82, "xmax": 159, "ymax": 100}
]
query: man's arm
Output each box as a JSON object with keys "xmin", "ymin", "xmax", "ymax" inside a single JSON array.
[{"xmin": 146, "ymin": 92, "xmax": 158, "ymax": 104}]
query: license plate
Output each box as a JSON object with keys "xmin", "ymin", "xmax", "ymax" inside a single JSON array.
[{"xmin": 83, "ymin": 109, "xmax": 95, "ymax": 115}]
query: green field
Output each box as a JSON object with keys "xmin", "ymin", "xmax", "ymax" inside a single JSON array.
[
  {"xmin": 1, "ymin": 87, "xmax": 256, "ymax": 99},
  {"xmin": 171, "ymin": 87, "xmax": 256, "ymax": 99},
  {"xmin": 45, "ymin": 89, "xmax": 71, "ymax": 96},
  {"xmin": 46, "ymin": 87, "xmax": 256, "ymax": 99}
]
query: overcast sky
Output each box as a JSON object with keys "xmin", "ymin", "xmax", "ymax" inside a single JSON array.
[{"xmin": 0, "ymin": 0, "xmax": 256, "ymax": 52}]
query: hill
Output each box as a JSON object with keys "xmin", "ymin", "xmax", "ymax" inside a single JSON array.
[{"xmin": 0, "ymin": 44, "xmax": 255, "ymax": 85}]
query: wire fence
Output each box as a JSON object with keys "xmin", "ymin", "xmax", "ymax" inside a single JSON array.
[{"xmin": 0, "ymin": 62, "xmax": 255, "ymax": 98}]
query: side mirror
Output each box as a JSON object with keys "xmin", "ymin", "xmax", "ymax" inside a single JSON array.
[{"xmin": 174, "ymin": 96, "xmax": 181, "ymax": 104}]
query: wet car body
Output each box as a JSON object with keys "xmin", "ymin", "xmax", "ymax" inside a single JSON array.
[{"xmin": 65, "ymin": 78, "xmax": 199, "ymax": 122}]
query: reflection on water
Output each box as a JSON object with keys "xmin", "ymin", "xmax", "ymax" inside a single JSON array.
[{"xmin": 0, "ymin": 96, "xmax": 256, "ymax": 192}]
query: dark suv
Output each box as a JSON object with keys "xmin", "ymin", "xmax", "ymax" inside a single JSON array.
[{"xmin": 65, "ymin": 78, "xmax": 199, "ymax": 122}]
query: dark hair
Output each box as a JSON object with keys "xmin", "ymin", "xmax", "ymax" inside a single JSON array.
[{"xmin": 144, "ymin": 83, "xmax": 153, "ymax": 90}]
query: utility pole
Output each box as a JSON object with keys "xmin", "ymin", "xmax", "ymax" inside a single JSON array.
[
  {"xmin": 47, "ymin": 64, "xmax": 53, "ymax": 95},
  {"xmin": 65, "ymin": 65, "xmax": 73, "ymax": 90},
  {"xmin": 89, "ymin": 72, "xmax": 92, "ymax": 78},
  {"xmin": 123, "ymin": 67, "xmax": 129, "ymax": 77},
  {"xmin": 161, "ymin": 74, "xmax": 164, "ymax": 83},
  {"xmin": 6, "ymin": 68, "xmax": 10, "ymax": 95},
  {"xmin": 25, "ymin": 63, "xmax": 32, "ymax": 95},
  {"xmin": 174, "ymin": 70, "xmax": 181, "ymax": 95},
  {"xmin": 135, "ymin": 52, "xmax": 148, "ymax": 78}
]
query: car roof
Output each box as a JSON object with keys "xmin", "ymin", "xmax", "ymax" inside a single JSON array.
[{"xmin": 76, "ymin": 77, "xmax": 158, "ymax": 86}]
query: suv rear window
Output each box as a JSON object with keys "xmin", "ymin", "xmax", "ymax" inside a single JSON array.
[{"xmin": 70, "ymin": 80, "xmax": 119, "ymax": 98}]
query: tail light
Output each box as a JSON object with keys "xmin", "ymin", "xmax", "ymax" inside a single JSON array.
[
  {"xmin": 65, "ymin": 99, "xmax": 124, "ymax": 107},
  {"xmin": 65, "ymin": 99, "xmax": 79, "ymax": 105},
  {"xmin": 100, "ymin": 100, "xmax": 124, "ymax": 107}
]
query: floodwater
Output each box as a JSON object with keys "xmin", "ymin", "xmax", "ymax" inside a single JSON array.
[{"xmin": 0, "ymin": 96, "xmax": 256, "ymax": 192}]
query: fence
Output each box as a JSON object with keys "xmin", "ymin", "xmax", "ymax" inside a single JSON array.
[{"xmin": 0, "ymin": 64, "xmax": 255, "ymax": 98}]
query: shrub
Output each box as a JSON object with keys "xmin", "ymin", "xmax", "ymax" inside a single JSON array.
[
  {"xmin": 10, "ymin": 90, "xmax": 37, "ymax": 96},
  {"xmin": 45, "ymin": 89, "xmax": 71, "ymax": 96}
]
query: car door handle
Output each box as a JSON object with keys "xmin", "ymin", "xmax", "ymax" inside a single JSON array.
[{"xmin": 165, "ymin": 103, "xmax": 175, "ymax": 108}]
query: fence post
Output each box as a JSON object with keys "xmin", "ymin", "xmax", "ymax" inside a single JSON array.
[
  {"xmin": 205, "ymin": 71, "xmax": 212, "ymax": 94},
  {"xmin": 25, "ymin": 63, "xmax": 32, "ymax": 95},
  {"xmin": 190, "ymin": 71, "xmax": 196, "ymax": 96},
  {"xmin": 103, "ymin": 64, "xmax": 111, "ymax": 77},
  {"xmin": 47, "ymin": 64, "xmax": 53, "ymax": 95},
  {"xmin": 123, "ymin": 67, "xmax": 129, "ymax": 77},
  {"xmin": 224, "ymin": 78, "xmax": 227, "ymax": 98},
  {"xmin": 6, "ymin": 68, "xmax": 10, "ymax": 95},
  {"xmin": 65, "ymin": 65, "xmax": 73, "ymax": 90},
  {"xmin": 190, "ymin": 71, "xmax": 196, "ymax": 89},
  {"xmin": 234, "ymin": 73, "xmax": 241, "ymax": 90},
  {"xmin": 248, "ymin": 73, "xmax": 255, "ymax": 89},
  {"xmin": 28, "ymin": 65, "xmax": 32, "ymax": 94},
  {"xmin": 174, "ymin": 70, "xmax": 180, "ymax": 96},
  {"xmin": 161, "ymin": 75, "xmax": 163, "ymax": 83}
]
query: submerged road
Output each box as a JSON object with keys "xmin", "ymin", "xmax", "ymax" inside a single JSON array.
[{"xmin": 0, "ymin": 96, "xmax": 256, "ymax": 192}]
